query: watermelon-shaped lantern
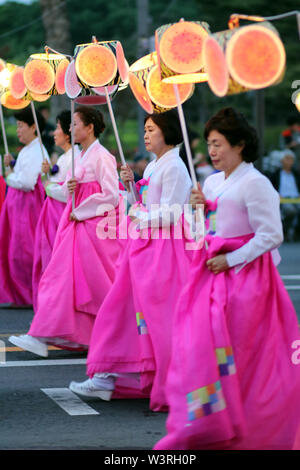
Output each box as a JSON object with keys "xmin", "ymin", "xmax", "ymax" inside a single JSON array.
[
  {"xmin": 155, "ymin": 19, "xmax": 210, "ymax": 84},
  {"xmin": 129, "ymin": 51, "xmax": 194, "ymax": 114},
  {"xmin": 65, "ymin": 39, "xmax": 129, "ymax": 105},
  {"xmin": 203, "ymin": 21, "xmax": 286, "ymax": 97},
  {"xmin": 24, "ymin": 53, "xmax": 70, "ymax": 96}
]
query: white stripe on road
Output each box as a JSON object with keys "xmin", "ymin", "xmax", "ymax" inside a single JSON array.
[
  {"xmin": 41, "ymin": 388, "xmax": 99, "ymax": 416},
  {"xmin": 0, "ymin": 358, "xmax": 86, "ymax": 367},
  {"xmin": 281, "ymin": 275, "xmax": 300, "ymax": 280},
  {"xmin": 285, "ymin": 286, "xmax": 300, "ymax": 290}
]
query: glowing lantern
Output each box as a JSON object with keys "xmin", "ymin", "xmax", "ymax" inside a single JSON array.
[
  {"xmin": 64, "ymin": 58, "xmax": 120, "ymax": 105},
  {"xmin": 129, "ymin": 52, "xmax": 194, "ymax": 114},
  {"xmin": 24, "ymin": 52, "xmax": 70, "ymax": 96},
  {"xmin": 74, "ymin": 39, "xmax": 128, "ymax": 87},
  {"xmin": 203, "ymin": 21, "xmax": 286, "ymax": 97},
  {"xmin": 0, "ymin": 63, "xmax": 31, "ymax": 109},
  {"xmin": 155, "ymin": 19, "xmax": 210, "ymax": 84},
  {"xmin": 65, "ymin": 38, "xmax": 128, "ymax": 105}
]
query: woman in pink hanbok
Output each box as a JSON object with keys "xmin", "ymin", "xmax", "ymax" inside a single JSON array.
[
  {"xmin": 32, "ymin": 110, "xmax": 80, "ymax": 311},
  {"xmin": 154, "ymin": 107, "xmax": 300, "ymax": 450},
  {"xmin": 0, "ymin": 107, "xmax": 48, "ymax": 306},
  {"xmin": 9, "ymin": 106, "xmax": 122, "ymax": 355},
  {"xmin": 69, "ymin": 110, "xmax": 194, "ymax": 410}
]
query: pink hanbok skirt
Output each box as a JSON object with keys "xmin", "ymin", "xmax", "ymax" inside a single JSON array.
[
  {"xmin": 0, "ymin": 176, "xmax": 6, "ymax": 213},
  {"xmin": 87, "ymin": 220, "xmax": 194, "ymax": 410},
  {"xmin": 28, "ymin": 181, "xmax": 122, "ymax": 349},
  {"xmin": 154, "ymin": 234, "xmax": 300, "ymax": 450},
  {"xmin": 0, "ymin": 177, "xmax": 45, "ymax": 305},
  {"xmin": 32, "ymin": 195, "xmax": 65, "ymax": 312}
]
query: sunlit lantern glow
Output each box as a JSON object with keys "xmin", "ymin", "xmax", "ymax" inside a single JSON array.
[
  {"xmin": 0, "ymin": 67, "xmax": 12, "ymax": 88},
  {"xmin": 155, "ymin": 20, "xmax": 210, "ymax": 84}
]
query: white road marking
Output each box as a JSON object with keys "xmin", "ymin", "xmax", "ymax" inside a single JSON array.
[
  {"xmin": 0, "ymin": 358, "xmax": 86, "ymax": 367},
  {"xmin": 281, "ymin": 275, "xmax": 300, "ymax": 280},
  {"xmin": 285, "ymin": 286, "xmax": 300, "ymax": 290},
  {"xmin": 41, "ymin": 388, "xmax": 99, "ymax": 416}
]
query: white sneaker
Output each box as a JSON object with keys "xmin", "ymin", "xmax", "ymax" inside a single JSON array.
[
  {"xmin": 69, "ymin": 379, "xmax": 113, "ymax": 401},
  {"xmin": 8, "ymin": 335, "xmax": 48, "ymax": 357}
]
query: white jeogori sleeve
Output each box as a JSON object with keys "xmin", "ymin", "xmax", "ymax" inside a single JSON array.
[
  {"xmin": 45, "ymin": 182, "xmax": 68, "ymax": 203},
  {"xmin": 45, "ymin": 149, "xmax": 75, "ymax": 203},
  {"xmin": 132, "ymin": 164, "xmax": 192, "ymax": 228},
  {"xmin": 72, "ymin": 153, "xmax": 119, "ymax": 221},
  {"xmin": 6, "ymin": 144, "xmax": 49, "ymax": 192},
  {"xmin": 225, "ymin": 176, "xmax": 283, "ymax": 269}
]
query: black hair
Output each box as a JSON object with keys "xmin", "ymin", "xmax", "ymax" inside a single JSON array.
[
  {"xmin": 56, "ymin": 110, "xmax": 71, "ymax": 141},
  {"xmin": 144, "ymin": 109, "xmax": 183, "ymax": 146},
  {"xmin": 14, "ymin": 107, "xmax": 45, "ymax": 134},
  {"xmin": 75, "ymin": 105, "xmax": 105, "ymax": 137},
  {"xmin": 204, "ymin": 107, "xmax": 259, "ymax": 163}
]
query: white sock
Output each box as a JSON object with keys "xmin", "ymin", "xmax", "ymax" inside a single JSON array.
[{"xmin": 93, "ymin": 373, "xmax": 116, "ymax": 390}]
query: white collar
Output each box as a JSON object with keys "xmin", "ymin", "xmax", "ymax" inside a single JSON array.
[
  {"xmin": 79, "ymin": 139, "xmax": 99, "ymax": 162},
  {"xmin": 153, "ymin": 146, "xmax": 179, "ymax": 164}
]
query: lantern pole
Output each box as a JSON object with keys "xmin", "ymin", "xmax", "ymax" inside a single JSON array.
[
  {"xmin": 173, "ymin": 83, "xmax": 206, "ymax": 244},
  {"xmin": 0, "ymin": 102, "xmax": 10, "ymax": 175},
  {"xmin": 104, "ymin": 86, "xmax": 137, "ymax": 201},
  {"xmin": 30, "ymin": 101, "xmax": 50, "ymax": 183},
  {"xmin": 70, "ymin": 98, "xmax": 75, "ymax": 212},
  {"xmin": 172, "ymin": 84, "xmax": 198, "ymax": 188}
]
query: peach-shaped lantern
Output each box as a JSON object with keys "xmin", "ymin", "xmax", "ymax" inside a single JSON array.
[
  {"xmin": 155, "ymin": 19, "xmax": 210, "ymax": 84},
  {"xmin": 129, "ymin": 52, "xmax": 194, "ymax": 114}
]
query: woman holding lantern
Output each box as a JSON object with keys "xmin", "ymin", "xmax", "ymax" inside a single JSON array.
[
  {"xmin": 9, "ymin": 105, "xmax": 122, "ymax": 355},
  {"xmin": 69, "ymin": 109, "xmax": 194, "ymax": 411},
  {"xmin": 154, "ymin": 107, "xmax": 300, "ymax": 450},
  {"xmin": 31, "ymin": 110, "xmax": 80, "ymax": 312},
  {"xmin": 0, "ymin": 107, "xmax": 49, "ymax": 307}
]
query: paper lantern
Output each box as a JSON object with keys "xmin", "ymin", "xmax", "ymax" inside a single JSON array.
[
  {"xmin": 74, "ymin": 39, "xmax": 129, "ymax": 88},
  {"xmin": 24, "ymin": 53, "xmax": 70, "ymax": 96},
  {"xmin": 8, "ymin": 64, "xmax": 50, "ymax": 103},
  {"xmin": 65, "ymin": 39, "xmax": 129, "ymax": 105},
  {"xmin": 129, "ymin": 52, "xmax": 194, "ymax": 114},
  {"xmin": 1, "ymin": 90, "xmax": 30, "ymax": 109},
  {"xmin": 203, "ymin": 21, "xmax": 286, "ymax": 97},
  {"xmin": 64, "ymin": 59, "xmax": 120, "ymax": 105},
  {"xmin": 9, "ymin": 66, "xmax": 27, "ymax": 99},
  {"xmin": 155, "ymin": 20, "xmax": 210, "ymax": 84},
  {"xmin": 0, "ymin": 63, "xmax": 31, "ymax": 109}
]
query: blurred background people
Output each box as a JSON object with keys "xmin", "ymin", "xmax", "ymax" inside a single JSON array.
[{"xmin": 270, "ymin": 149, "xmax": 300, "ymax": 241}]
